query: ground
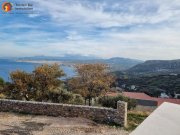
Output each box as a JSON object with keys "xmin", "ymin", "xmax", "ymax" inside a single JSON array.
[{"xmin": 0, "ymin": 112, "xmax": 129, "ymax": 135}]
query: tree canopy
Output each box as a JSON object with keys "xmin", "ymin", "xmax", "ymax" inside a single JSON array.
[
  {"xmin": 68, "ymin": 64, "xmax": 115, "ymax": 105},
  {"xmin": 3, "ymin": 64, "xmax": 66, "ymax": 101}
]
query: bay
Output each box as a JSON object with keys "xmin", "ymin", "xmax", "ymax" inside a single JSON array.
[{"xmin": 0, "ymin": 59, "xmax": 76, "ymax": 81}]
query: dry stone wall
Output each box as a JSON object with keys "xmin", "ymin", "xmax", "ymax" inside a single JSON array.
[{"xmin": 0, "ymin": 99, "xmax": 127, "ymax": 127}]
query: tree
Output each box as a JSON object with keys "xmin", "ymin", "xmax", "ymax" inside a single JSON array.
[
  {"xmin": 3, "ymin": 64, "xmax": 66, "ymax": 102},
  {"xmin": 9, "ymin": 71, "xmax": 33, "ymax": 100},
  {"xmin": 68, "ymin": 64, "xmax": 115, "ymax": 106},
  {"xmin": 32, "ymin": 64, "xmax": 65, "ymax": 101}
]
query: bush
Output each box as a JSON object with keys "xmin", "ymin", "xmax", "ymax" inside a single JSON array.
[
  {"xmin": 0, "ymin": 77, "xmax": 4, "ymax": 86},
  {"xmin": 71, "ymin": 94, "xmax": 84, "ymax": 105},
  {"xmin": 58, "ymin": 90, "xmax": 74, "ymax": 103},
  {"xmin": 50, "ymin": 89, "xmax": 84, "ymax": 105},
  {"xmin": 98, "ymin": 95, "xmax": 137, "ymax": 110}
]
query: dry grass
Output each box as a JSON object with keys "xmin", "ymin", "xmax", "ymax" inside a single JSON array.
[{"xmin": 126, "ymin": 110, "xmax": 151, "ymax": 131}]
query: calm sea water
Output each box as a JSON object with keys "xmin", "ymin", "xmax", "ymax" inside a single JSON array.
[{"xmin": 0, "ymin": 59, "xmax": 76, "ymax": 81}]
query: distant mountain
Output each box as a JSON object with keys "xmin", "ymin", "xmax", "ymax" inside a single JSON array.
[
  {"xmin": 17, "ymin": 55, "xmax": 142, "ymax": 71},
  {"xmin": 103, "ymin": 57, "xmax": 143, "ymax": 71},
  {"xmin": 127, "ymin": 59, "xmax": 180, "ymax": 75},
  {"xmin": 18, "ymin": 55, "xmax": 98, "ymax": 61}
]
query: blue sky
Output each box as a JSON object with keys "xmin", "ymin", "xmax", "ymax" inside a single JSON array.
[{"xmin": 0, "ymin": 0, "xmax": 180, "ymax": 60}]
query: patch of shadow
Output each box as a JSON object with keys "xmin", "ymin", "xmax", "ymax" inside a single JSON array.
[{"xmin": 0, "ymin": 121, "xmax": 50, "ymax": 135}]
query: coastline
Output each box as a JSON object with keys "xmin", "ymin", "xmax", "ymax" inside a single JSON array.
[{"xmin": 16, "ymin": 60, "xmax": 63, "ymax": 65}]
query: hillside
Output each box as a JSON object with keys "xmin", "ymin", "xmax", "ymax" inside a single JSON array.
[
  {"xmin": 115, "ymin": 74, "xmax": 180, "ymax": 97},
  {"xmin": 76, "ymin": 57, "xmax": 142, "ymax": 71},
  {"xmin": 104, "ymin": 57, "xmax": 142, "ymax": 71},
  {"xmin": 127, "ymin": 59, "xmax": 180, "ymax": 75}
]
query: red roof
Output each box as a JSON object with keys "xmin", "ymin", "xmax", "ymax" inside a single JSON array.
[
  {"xmin": 106, "ymin": 92, "xmax": 152, "ymax": 100},
  {"xmin": 122, "ymin": 92, "xmax": 152, "ymax": 100},
  {"xmin": 152, "ymin": 98, "xmax": 180, "ymax": 106},
  {"xmin": 106, "ymin": 92, "xmax": 180, "ymax": 106}
]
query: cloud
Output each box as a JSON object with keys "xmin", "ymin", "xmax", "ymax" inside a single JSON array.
[
  {"xmin": 32, "ymin": 0, "xmax": 180, "ymax": 28},
  {"xmin": 0, "ymin": 24, "xmax": 38, "ymax": 30},
  {"xmin": 0, "ymin": 0, "xmax": 180, "ymax": 60}
]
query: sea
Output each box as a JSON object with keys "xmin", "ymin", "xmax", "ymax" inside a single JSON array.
[{"xmin": 0, "ymin": 59, "xmax": 76, "ymax": 82}]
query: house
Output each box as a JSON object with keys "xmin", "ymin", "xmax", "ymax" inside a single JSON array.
[
  {"xmin": 106, "ymin": 91, "xmax": 180, "ymax": 106},
  {"xmin": 159, "ymin": 92, "xmax": 169, "ymax": 98},
  {"xmin": 122, "ymin": 92, "xmax": 157, "ymax": 106}
]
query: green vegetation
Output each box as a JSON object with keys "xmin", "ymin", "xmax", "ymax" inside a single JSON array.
[
  {"xmin": 98, "ymin": 95, "xmax": 137, "ymax": 110},
  {"xmin": 113, "ymin": 59, "xmax": 180, "ymax": 97},
  {"xmin": 126, "ymin": 111, "xmax": 149, "ymax": 131},
  {"xmin": 127, "ymin": 59, "xmax": 180, "ymax": 74},
  {"xmin": 0, "ymin": 77, "xmax": 4, "ymax": 86},
  {"xmin": 115, "ymin": 74, "xmax": 180, "ymax": 97},
  {"xmin": 104, "ymin": 110, "xmax": 150, "ymax": 130}
]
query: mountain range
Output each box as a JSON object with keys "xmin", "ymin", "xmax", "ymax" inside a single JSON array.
[
  {"xmin": 3, "ymin": 55, "xmax": 180, "ymax": 74},
  {"xmin": 16, "ymin": 55, "xmax": 142, "ymax": 71}
]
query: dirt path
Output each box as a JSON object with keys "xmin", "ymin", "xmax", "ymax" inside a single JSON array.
[{"xmin": 0, "ymin": 112, "xmax": 129, "ymax": 135}]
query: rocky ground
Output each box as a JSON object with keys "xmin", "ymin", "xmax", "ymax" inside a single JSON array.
[{"xmin": 0, "ymin": 112, "xmax": 129, "ymax": 135}]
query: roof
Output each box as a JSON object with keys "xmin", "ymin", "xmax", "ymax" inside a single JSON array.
[
  {"xmin": 107, "ymin": 92, "xmax": 152, "ymax": 99},
  {"xmin": 106, "ymin": 92, "xmax": 180, "ymax": 106},
  {"xmin": 130, "ymin": 102, "xmax": 180, "ymax": 135},
  {"xmin": 122, "ymin": 92, "xmax": 152, "ymax": 100},
  {"xmin": 152, "ymin": 98, "xmax": 180, "ymax": 106},
  {"xmin": 123, "ymin": 92, "xmax": 180, "ymax": 106}
]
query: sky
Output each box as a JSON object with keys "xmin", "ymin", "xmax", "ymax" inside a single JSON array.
[{"xmin": 0, "ymin": 0, "xmax": 180, "ymax": 60}]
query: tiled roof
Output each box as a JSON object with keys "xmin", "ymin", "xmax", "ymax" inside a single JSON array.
[
  {"xmin": 122, "ymin": 92, "xmax": 152, "ymax": 100},
  {"xmin": 106, "ymin": 91, "xmax": 180, "ymax": 106},
  {"xmin": 152, "ymin": 98, "xmax": 180, "ymax": 106}
]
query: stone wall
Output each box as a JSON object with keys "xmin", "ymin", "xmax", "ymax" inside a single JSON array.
[{"xmin": 0, "ymin": 99, "xmax": 127, "ymax": 127}]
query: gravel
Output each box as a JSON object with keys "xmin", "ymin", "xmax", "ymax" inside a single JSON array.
[{"xmin": 0, "ymin": 112, "xmax": 129, "ymax": 135}]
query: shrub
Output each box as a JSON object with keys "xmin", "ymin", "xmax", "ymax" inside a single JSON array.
[
  {"xmin": 58, "ymin": 90, "xmax": 74, "ymax": 103},
  {"xmin": 55, "ymin": 89, "xmax": 84, "ymax": 105},
  {"xmin": 98, "ymin": 94, "xmax": 137, "ymax": 110},
  {"xmin": 0, "ymin": 77, "xmax": 4, "ymax": 86},
  {"xmin": 71, "ymin": 94, "xmax": 84, "ymax": 105}
]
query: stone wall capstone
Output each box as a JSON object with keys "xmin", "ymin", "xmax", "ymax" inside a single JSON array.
[{"xmin": 0, "ymin": 99, "xmax": 127, "ymax": 127}]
